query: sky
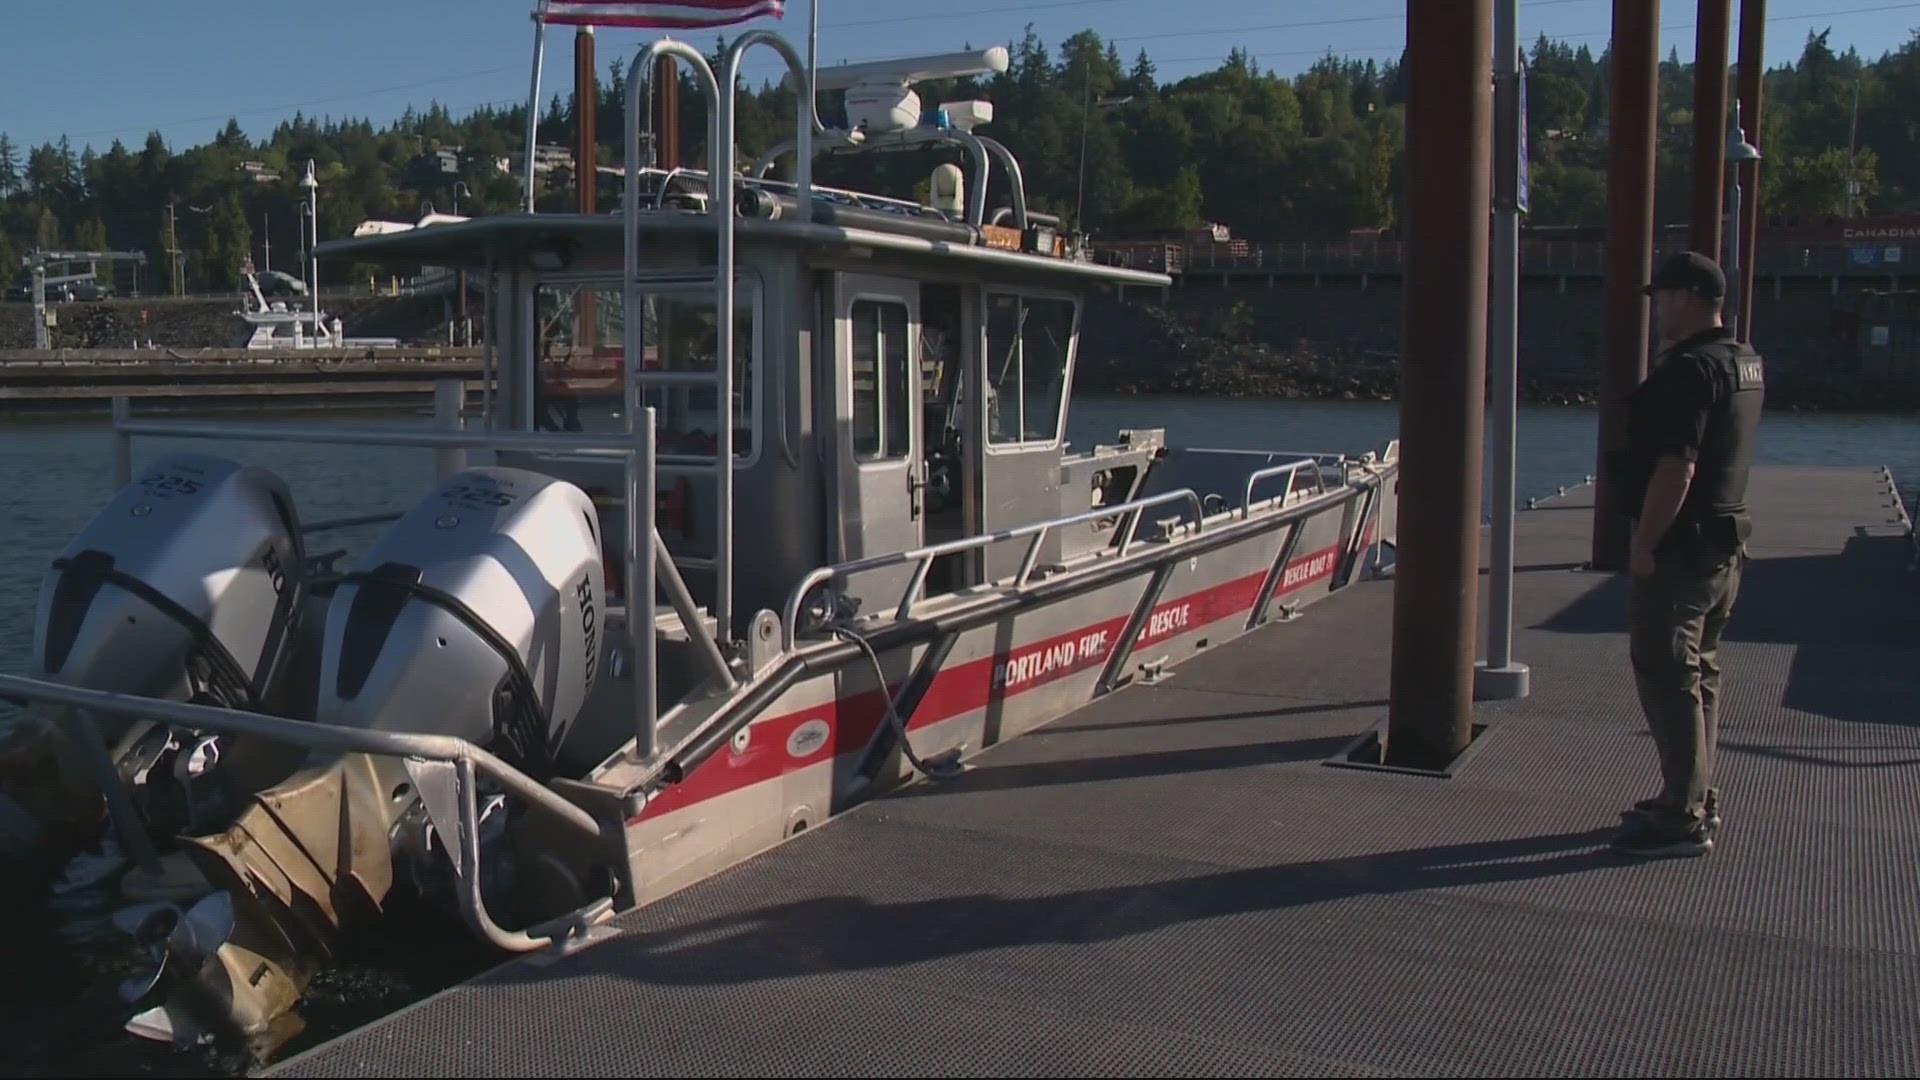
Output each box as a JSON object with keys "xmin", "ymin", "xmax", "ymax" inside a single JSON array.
[{"xmin": 1, "ymin": 0, "xmax": 1916, "ymax": 155}]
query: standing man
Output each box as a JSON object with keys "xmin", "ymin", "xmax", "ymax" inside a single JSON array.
[{"xmin": 1612, "ymin": 251, "xmax": 1765, "ymax": 858}]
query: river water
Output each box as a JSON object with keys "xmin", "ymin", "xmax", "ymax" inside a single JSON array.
[
  {"xmin": 0, "ymin": 394, "xmax": 1916, "ymax": 1074},
  {"xmin": 4, "ymin": 395, "xmax": 1919, "ymax": 679}
]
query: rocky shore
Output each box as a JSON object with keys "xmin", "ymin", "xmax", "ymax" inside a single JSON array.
[{"xmin": 1076, "ymin": 300, "xmax": 1917, "ymax": 413}]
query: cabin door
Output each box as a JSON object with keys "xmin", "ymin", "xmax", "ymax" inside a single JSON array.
[{"xmin": 831, "ymin": 273, "xmax": 925, "ymax": 604}]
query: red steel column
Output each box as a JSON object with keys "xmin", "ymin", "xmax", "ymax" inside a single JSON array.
[
  {"xmin": 576, "ymin": 27, "xmax": 597, "ymax": 214},
  {"xmin": 1690, "ymin": 0, "xmax": 1733, "ymax": 258},
  {"xmin": 1385, "ymin": 0, "xmax": 1493, "ymax": 770},
  {"xmin": 1735, "ymin": 0, "xmax": 1766, "ymax": 342},
  {"xmin": 1591, "ymin": 0, "xmax": 1662, "ymax": 571},
  {"xmin": 653, "ymin": 56, "xmax": 681, "ymax": 170}
]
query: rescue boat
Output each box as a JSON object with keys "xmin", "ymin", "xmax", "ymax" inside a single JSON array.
[{"xmin": 0, "ymin": 32, "xmax": 1399, "ymax": 1064}]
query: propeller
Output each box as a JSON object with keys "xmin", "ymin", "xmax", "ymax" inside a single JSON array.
[
  {"xmin": 114, "ymin": 891, "xmax": 239, "ymax": 1039},
  {"xmin": 125, "ymin": 1004, "xmax": 206, "ymax": 1046}
]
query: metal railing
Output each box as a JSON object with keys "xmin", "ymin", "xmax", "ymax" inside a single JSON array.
[
  {"xmin": 1093, "ymin": 238, "xmax": 1916, "ymax": 277},
  {"xmin": 0, "ymin": 677, "xmax": 607, "ymax": 954},
  {"xmin": 624, "ymin": 41, "xmax": 728, "ymax": 660},
  {"xmin": 781, "ymin": 487, "xmax": 1208, "ymax": 650},
  {"xmin": 1241, "ymin": 458, "xmax": 1325, "ymax": 517},
  {"xmin": 620, "ymin": 33, "xmax": 817, "ymax": 656}
]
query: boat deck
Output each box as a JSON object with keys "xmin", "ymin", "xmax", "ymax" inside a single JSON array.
[{"xmin": 269, "ymin": 465, "xmax": 1920, "ymax": 1078}]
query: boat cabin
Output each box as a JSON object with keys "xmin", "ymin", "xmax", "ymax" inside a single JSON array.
[{"xmin": 318, "ymin": 57, "xmax": 1174, "ymax": 660}]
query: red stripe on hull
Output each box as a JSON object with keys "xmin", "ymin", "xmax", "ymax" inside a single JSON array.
[{"xmin": 630, "ymin": 537, "xmax": 1350, "ymax": 824}]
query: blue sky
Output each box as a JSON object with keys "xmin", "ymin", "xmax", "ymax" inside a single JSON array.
[{"xmin": 3, "ymin": 0, "xmax": 1916, "ymax": 154}]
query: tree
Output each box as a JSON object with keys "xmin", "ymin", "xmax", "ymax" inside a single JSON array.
[
  {"xmin": 2, "ymin": 23, "xmax": 1919, "ymax": 281},
  {"xmin": 214, "ymin": 118, "xmax": 250, "ymax": 152},
  {"xmin": 35, "ymin": 206, "xmax": 61, "ymax": 250},
  {"xmin": 200, "ymin": 197, "xmax": 253, "ymax": 290},
  {"xmin": 73, "ymin": 217, "xmax": 113, "ymax": 284},
  {"xmin": 1129, "ymin": 49, "xmax": 1156, "ymax": 95},
  {"xmin": 26, "ymin": 144, "xmax": 65, "ymax": 195},
  {"xmin": 0, "ymin": 134, "xmax": 17, "ymax": 196},
  {"xmin": 1767, "ymin": 145, "xmax": 1879, "ymax": 217}
]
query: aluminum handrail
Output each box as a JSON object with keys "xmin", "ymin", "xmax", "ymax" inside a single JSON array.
[
  {"xmin": 0, "ymin": 676, "xmax": 617, "ymax": 956},
  {"xmin": 1188, "ymin": 445, "xmax": 1353, "ymax": 464},
  {"xmin": 781, "ymin": 487, "xmax": 1205, "ymax": 650},
  {"xmin": 113, "ymin": 417, "xmax": 646, "ymax": 455},
  {"xmin": 625, "ymin": 41, "xmax": 736, "ymax": 651},
  {"xmin": 0, "ymin": 674, "xmax": 602, "ymax": 839},
  {"xmin": 1241, "ymin": 459, "xmax": 1323, "ymax": 518}
]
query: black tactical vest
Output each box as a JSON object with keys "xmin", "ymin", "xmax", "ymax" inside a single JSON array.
[
  {"xmin": 1623, "ymin": 327, "xmax": 1765, "ymax": 557},
  {"xmin": 1685, "ymin": 334, "xmax": 1765, "ymax": 535}
]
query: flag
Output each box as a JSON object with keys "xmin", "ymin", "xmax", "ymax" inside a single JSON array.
[{"xmin": 535, "ymin": 0, "xmax": 784, "ymax": 28}]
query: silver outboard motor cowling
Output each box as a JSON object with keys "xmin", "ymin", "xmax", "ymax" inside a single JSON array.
[
  {"xmin": 316, "ymin": 466, "xmax": 605, "ymax": 779},
  {"xmin": 33, "ymin": 452, "xmax": 305, "ymax": 714},
  {"xmin": 10, "ymin": 452, "xmax": 308, "ymax": 844}
]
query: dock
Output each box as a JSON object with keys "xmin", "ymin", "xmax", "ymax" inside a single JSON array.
[
  {"xmin": 0, "ymin": 348, "xmax": 485, "ymax": 409},
  {"xmin": 267, "ymin": 465, "xmax": 1920, "ymax": 1078}
]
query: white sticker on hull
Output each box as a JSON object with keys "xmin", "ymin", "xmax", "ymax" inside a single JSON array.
[{"xmin": 786, "ymin": 718, "xmax": 831, "ymax": 760}]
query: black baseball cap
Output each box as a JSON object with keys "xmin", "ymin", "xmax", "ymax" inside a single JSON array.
[{"xmin": 1644, "ymin": 251, "xmax": 1726, "ymax": 298}]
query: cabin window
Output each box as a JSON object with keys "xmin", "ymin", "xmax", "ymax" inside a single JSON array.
[
  {"xmin": 532, "ymin": 278, "xmax": 757, "ymax": 460},
  {"xmin": 850, "ymin": 298, "xmax": 912, "ymax": 461},
  {"xmin": 984, "ymin": 293, "xmax": 1075, "ymax": 447},
  {"xmin": 532, "ymin": 283, "xmax": 623, "ymax": 433}
]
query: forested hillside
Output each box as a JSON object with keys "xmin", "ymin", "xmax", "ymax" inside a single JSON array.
[{"xmin": 1, "ymin": 24, "xmax": 1913, "ymax": 293}]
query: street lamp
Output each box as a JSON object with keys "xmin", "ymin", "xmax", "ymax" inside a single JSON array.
[
  {"xmin": 299, "ymin": 160, "xmax": 321, "ymax": 340},
  {"xmin": 1724, "ymin": 104, "xmax": 1761, "ymax": 335}
]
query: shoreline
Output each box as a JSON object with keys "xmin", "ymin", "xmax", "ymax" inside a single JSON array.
[
  {"xmin": 5, "ymin": 387, "xmax": 1919, "ymax": 423},
  {"xmin": 1074, "ymin": 383, "xmax": 1920, "ymax": 417}
]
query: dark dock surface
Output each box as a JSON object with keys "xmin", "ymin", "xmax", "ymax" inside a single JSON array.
[{"xmin": 269, "ymin": 465, "xmax": 1920, "ymax": 1078}]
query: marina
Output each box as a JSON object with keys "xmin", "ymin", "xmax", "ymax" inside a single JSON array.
[
  {"xmin": 1, "ymin": 22, "xmax": 1396, "ymax": 1071},
  {"xmin": 3, "ymin": 0, "xmax": 1918, "ymax": 1074}
]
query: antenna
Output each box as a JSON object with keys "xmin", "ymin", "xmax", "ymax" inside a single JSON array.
[
  {"xmin": 803, "ymin": 47, "xmax": 1010, "ymax": 135},
  {"xmin": 811, "ymin": 47, "xmax": 1009, "ymax": 91}
]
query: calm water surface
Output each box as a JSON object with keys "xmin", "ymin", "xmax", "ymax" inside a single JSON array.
[{"xmin": 3, "ymin": 395, "xmax": 1917, "ymax": 681}]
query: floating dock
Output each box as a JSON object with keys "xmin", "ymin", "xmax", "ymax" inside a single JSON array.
[
  {"xmin": 268, "ymin": 465, "xmax": 1920, "ymax": 1078},
  {"xmin": 0, "ymin": 349, "xmax": 483, "ymax": 409}
]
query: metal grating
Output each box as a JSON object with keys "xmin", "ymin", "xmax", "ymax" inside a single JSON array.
[{"xmin": 271, "ymin": 467, "xmax": 1920, "ymax": 1078}]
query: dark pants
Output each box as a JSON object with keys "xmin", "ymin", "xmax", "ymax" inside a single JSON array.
[{"xmin": 1628, "ymin": 547, "xmax": 1744, "ymax": 833}]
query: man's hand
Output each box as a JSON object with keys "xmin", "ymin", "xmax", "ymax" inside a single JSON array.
[
  {"xmin": 1631, "ymin": 453, "xmax": 1695, "ymax": 577},
  {"xmin": 1631, "ymin": 540, "xmax": 1658, "ymax": 577}
]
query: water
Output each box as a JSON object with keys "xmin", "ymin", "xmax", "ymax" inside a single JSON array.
[{"xmin": 4, "ymin": 396, "xmax": 1918, "ymax": 679}]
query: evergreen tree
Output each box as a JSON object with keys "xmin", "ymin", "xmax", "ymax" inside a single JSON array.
[
  {"xmin": 1, "ymin": 25, "xmax": 1917, "ymax": 283},
  {"xmin": 0, "ymin": 134, "xmax": 17, "ymax": 196},
  {"xmin": 1129, "ymin": 49, "xmax": 1156, "ymax": 95}
]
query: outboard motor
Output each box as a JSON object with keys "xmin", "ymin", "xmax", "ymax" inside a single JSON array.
[
  {"xmin": 138, "ymin": 466, "xmax": 608, "ymax": 1055},
  {"xmin": 317, "ymin": 464, "xmax": 605, "ymax": 775},
  {"xmin": 2, "ymin": 451, "xmax": 306, "ymax": 853}
]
